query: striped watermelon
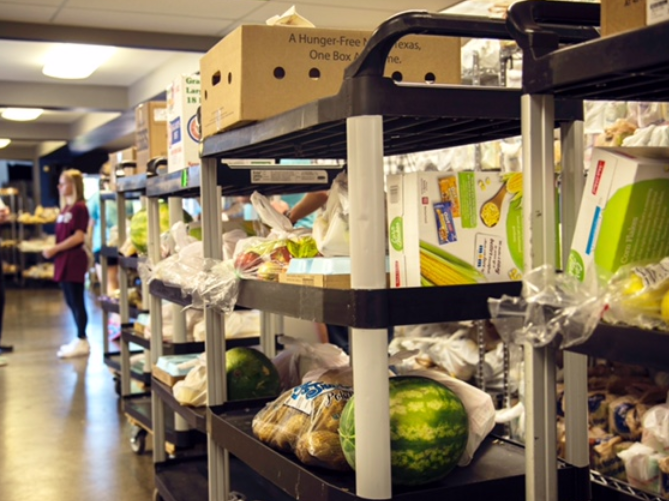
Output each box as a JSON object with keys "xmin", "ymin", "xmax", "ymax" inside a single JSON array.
[
  {"xmin": 338, "ymin": 376, "xmax": 468, "ymax": 486},
  {"xmin": 226, "ymin": 347, "xmax": 281, "ymax": 401}
]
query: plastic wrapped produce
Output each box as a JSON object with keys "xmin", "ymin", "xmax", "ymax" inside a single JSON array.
[
  {"xmin": 252, "ymin": 381, "xmax": 354, "ymax": 471},
  {"xmin": 618, "ymin": 443, "xmax": 664, "ymax": 495},
  {"xmin": 642, "ymin": 395, "xmax": 669, "ymax": 454}
]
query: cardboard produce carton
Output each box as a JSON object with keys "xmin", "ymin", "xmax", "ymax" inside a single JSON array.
[
  {"xmin": 568, "ymin": 147, "xmax": 669, "ymax": 285},
  {"xmin": 200, "ymin": 25, "xmax": 460, "ymax": 136},
  {"xmin": 387, "ymin": 170, "xmax": 524, "ymax": 288},
  {"xmin": 135, "ymin": 101, "xmax": 167, "ymax": 171},
  {"xmin": 167, "ymin": 74, "xmax": 201, "ymax": 172},
  {"xmin": 601, "ymin": 0, "xmax": 669, "ymax": 37}
]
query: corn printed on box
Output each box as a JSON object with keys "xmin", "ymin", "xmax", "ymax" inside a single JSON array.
[
  {"xmin": 568, "ymin": 147, "xmax": 669, "ymax": 285},
  {"xmin": 387, "ymin": 171, "xmax": 524, "ymax": 288}
]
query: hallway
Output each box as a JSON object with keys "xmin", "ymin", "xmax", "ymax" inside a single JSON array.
[{"xmin": 0, "ymin": 287, "xmax": 154, "ymax": 501}]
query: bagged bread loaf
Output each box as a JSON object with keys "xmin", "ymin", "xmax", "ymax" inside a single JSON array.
[{"xmin": 252, "ymin": 381, "xmax": 353, "ymax": 471}]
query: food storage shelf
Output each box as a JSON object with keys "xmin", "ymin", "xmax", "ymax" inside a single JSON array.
[
  {"xmin": 100, "ymin": 245, "xmax": 118, "ymax": 258},
  {"xmin": 149, "ymin": 279, "xmax": 193, "ymax": 308},
  {"xmin": 100, "ymin": 298, "xmax": 147, "ymax": 318},
  {"xmin": 104, "ymin": 351, "xmax": 151, "ymax": 385},
  {"xmin": 118, "ymin": 255, "xmax": 142, "ymax": 270},
  {"xmin": 121, "ymin": 326, "xmax": 151, "ymax": 350},
  {"xmin": 208, "ymin": 405, "xmax": 587, "ymax": 501},
  {"xmin": 154, "ymin": 455, "xmax": 297, "ymax": 501},
  {"xmin": 123, "ymin": 396, "xmax": 197, "ymax": 450},
  {"xmin": 567, "ymin": 323, "xmax": 669, "ymax": 371},
  {"xmin": 116, "ymin": 173, "xmax": 147, "ymax": 193},
  {"xmin": 507, "ymin": 1, "xmax": 669, "ymax": 101},
  {"xmin": 145, "ymin": 162, "xmax": 342, "ymax": 199},
  {"xmin": 590, "ymin": 470, "xmax": 664, "ymax": 501},
  {"xmin": 236, "ymin": 279, "xmax": 521, "ymax": 328},
  {"xmin": 152, "ymin": 377, "xmax": 207, "ymax": 433},
  {"xmin": 100, "ymin": 192, "xmax": 117, "ymax": 202}
]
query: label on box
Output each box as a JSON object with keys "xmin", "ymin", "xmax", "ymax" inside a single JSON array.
[
  {"xmin": 475, "ymin": 233, "xmax": 504, "ymax": 277},
  {"xmin": 154, "ymin": 108, "xmax": 167, "ymax": 122},
  {"xmin": 250, "ymin": 169, "xmax": 328, "ymax": 184},
  {"xmin": 648, "ymin": 0, "xmax": 669, "ymax": 25}
]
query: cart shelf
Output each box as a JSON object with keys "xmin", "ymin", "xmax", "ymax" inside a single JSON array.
[
  {"xmin": 154, "ymin": 454, "xmax": 297, "ymax": 501},
  {"xmin": 149, "ymin": 279, "xmax": 192, "ymax": 308},
  {"xmin": 116, "ymin": 173, "xmax": 148, "ymax": 193},
  {"xmin": 100, "ymin": 298, "xmax": 147, "ymax": 318},
  {"xmin": 104, "ymin": 351, "xmax": 151, "ymax": 385},
  {"xmin": 101, "ymin": 245, "xmax": 118, "ymax": 258},
  {"xmin": 208, "ymin": 405, "xmax": 587, "ymax": 501},
  {"xmin": 152, "ymin": 377, "xmax": 207, "ymax": 433},
  {"xmin": 236, "ymin": 279, "xmax": 521, "ymax": 328},
  {"xmin": 118, "ymin": 255, "xmax": 142, "ymax": 270},
  {"xmin": 123, "ymin": 396, "xmax": 199, "ymax": 450},
  {"xmin": 100, "ymin": 192, "xmax": 116, "ymax": 202},
  {"xmin": 121, "ymin": 325, "xmax": 206, "ymax": 355},
  {"xmin": 121, "ymin": 326, "xmax": 151, "ymax": 350},
  {"xmin": 567, "ymin": 323, "xmax": 669, "ymax": 371},
  {"xmin": 507, "ymin": 1, "xmax": 669, "ymax": 101},
  {"xmin": 590, "ymin": 470, "xmax": 665, "ymax": 501}
]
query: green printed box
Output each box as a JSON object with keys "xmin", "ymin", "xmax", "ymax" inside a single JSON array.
[
  {"xmin": 387, "ymin": 171, "xmax": 524, "ymax": 288},
  {"xmin": 568, "ymin": 147, "xmax": 669, "ymax": 285}
]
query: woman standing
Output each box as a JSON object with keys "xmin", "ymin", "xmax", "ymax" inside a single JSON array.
[{"xmin": 43, "ymin": 169, "xmax": 90, "ymax": 358}]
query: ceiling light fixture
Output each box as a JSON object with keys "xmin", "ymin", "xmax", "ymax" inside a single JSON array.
[
  {"xmin": 1, "ymin": 108, "xmax": 44, "ymax": 121},
  {"xmin": 0, "ymin": 139, "xmax": 11, "ymax": 149},
  {"xmin": 42, "ymin": 43, "xmax": 117, "ymax": 80}
]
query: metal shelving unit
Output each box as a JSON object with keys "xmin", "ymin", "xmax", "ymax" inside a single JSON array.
[
  {"xmin": 196, "ymin": 10, "xmax": 597, "ymax": 501},
  {"xmin": 506, "ymin": 3, "xmax": 669, "ymax": 501}
]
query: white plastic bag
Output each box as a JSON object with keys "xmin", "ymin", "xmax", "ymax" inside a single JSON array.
[
  {"xmin": 272, "ymin": 335, "xmax": 350, "ymax": 390},
  {"xmin": 618, "ymin": 442, "xmax": 663, "ymax": 494},
  {"xmin": 312, "ymin": 172, "xmax": 349, "ymax": 257},
  {"xmin": 398, "ymin": 367, "xmax": 496, "ymax": 467},
  {"xmin": 173, "ymin": 353, "xmax": 207, "ymax": 407},
  {"xmin": 642, "ymin": 393, "xmax": 669, "ymax": 454}
]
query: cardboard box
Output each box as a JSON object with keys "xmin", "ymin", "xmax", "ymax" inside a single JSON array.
[
  {"xmin": 200, "ymin": 25, "xmax": 461, "ymax": 136},
  {"xmin": 279, "ymin": 271, "xmax": 352, "ymax": 289},
  {"xmin": 109, "ymin": 147, "xmax": 136, "ymax": 190},
  {"xmin": 135, "ymin": 101, "xmax": 168, "ymax": 171},
  {"xmin": 167, "ymin": 74, "xmax": 201, "ymax": 172},
  {"xmin": 567, "ymin": 147, "xmax": 669, "ymax": 285},
  {"xmin": 387, "ymin": 171, "xmax": 524, "ymax": 288},
  {"xmin": 601, "ymin": 0, "xmax": 669, "ymax": 37}
]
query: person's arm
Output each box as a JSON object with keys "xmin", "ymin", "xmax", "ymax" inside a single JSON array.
[
  {"xmin": 43, "ymin": 230, "xmax": 86, "ymax": 259},
  {"xmin": 286, "ymin": 191, "xmax": 329, "ymax": 225},
  {"xmin": 0, "ymin": 198, "xmax": 9, "ymax": 224}
]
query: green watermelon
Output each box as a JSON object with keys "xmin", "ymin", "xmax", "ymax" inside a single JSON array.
[
  {"xmin": 226, "ymin": 347, "xmax": 282, "ymax": 401},
  {"xmin": 129, "ymin": 201, "xmax": 192, "ymax": 254},
  {"xmin": 338, "ymin": 376, "xmax": 468, "ymax": 486}
]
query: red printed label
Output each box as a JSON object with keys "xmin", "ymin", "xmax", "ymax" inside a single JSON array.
[
  {"xmin": 395, "ymin": 261, "xmax": 401, "ymax": 287},
  {"xmin": 592, "ymin": 160, "xmax": 605, "ymax": 195}
]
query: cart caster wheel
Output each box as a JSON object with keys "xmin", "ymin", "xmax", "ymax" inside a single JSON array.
[
  {"xmin": 113, "ymin": 376, "xmax": 121, "ymax": 397},
  {"xmin": 130, "ymin": 426, "xmax": 147, "ymax": 455},
  {"xmin": 152, "ymin": 488, "xmax": 163, "ymax": 501}
]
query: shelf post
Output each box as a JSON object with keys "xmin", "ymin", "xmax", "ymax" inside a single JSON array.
[
  {"xmin": 560, "ymin": 120, "xmax": 590, "ymax": 481},
  {"xmin": 148, "ymin": 196, "xmax": 166, "ymax": 464},
  {"xmin": 347, "ymin": 115, "xmax": 392, "ymax": 500},
  {"xmin": 100, "ymin": 197, "xmax": 110, "ymax": 356},
  {"xmin": 117, "ymin": 192, "xmax": 132, "ymax": 397},
  {"xmin": 522, "ymin": 94, "xmax": 559, "ymax": 501},
  {"xmin": 201, "ymin": 157, "xmax": 229, "ymax": 501}
]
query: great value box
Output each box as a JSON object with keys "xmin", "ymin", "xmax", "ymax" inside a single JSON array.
[
  {"xmin": 135, "ymin": 101, "xmax": 167, "ymax": 171},
  {"xmin": 200, "ymin": 25, "xmax": 460, "ymax": 136},
  {"xmin": 601, "ymin": 0, "xmax": 669, "ymax": 36},
  {"xmin": 167, "ymin": 74, "xmax": 201, "ymax": 172},
  {"xmin": 567, "ymin": 147, "xmax": 669, "ymax": 285},
  {"xmin": 387, "ymin": 171, "xmax": 524, "ymax": 288}
]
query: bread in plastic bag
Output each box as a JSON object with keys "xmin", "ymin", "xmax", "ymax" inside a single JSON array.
[
  {"xmin": 591, "ymin": 435, "xmax": 628, "ymax": 480},
  {"xmin": 252, "ymin": 381, "xmax": 353, "ymax": 470}
]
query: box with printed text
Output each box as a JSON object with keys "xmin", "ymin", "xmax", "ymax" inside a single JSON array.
[
  {"xmin": 200, "ymin": 25, "xmax": 460, "ymax": 136},
  {"xmin": 567, "ymin": 147, "xmax": 669, "ymax": 285},
  {"xmin": 135, "ymin": 101, "xmax": 167, "ymax": 171},
  {"xmin": 387, "ymin": 170, "xmax": 524, "ymax": 288},
  {"xmin": 167, "ymin": 74, "xmax": 201, "ymax": 172}
]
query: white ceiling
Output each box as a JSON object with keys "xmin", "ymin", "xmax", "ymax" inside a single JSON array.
[{"xmin": 0, "ymin": 0, "xmax": 469, "ymax": 161}]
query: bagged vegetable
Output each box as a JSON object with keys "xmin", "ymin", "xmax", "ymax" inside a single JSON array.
[
  {"xmin": 252, "ymin": 381, "xmax": 354, "ymax": 471},
  {"xmin": 233, "ymin": 192, "xmax": 319, "ymax": 281}
]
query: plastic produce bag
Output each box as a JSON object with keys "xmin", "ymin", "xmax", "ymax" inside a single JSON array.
[
  {"xmin": 489, "ymin": 264, "xmax": 605, "ymax": 348},
  {"xmin": 233, "ymin": 192, "xmax": 318, "ymax": 281},
  {"xmin": 252, "ymin": 381, "xmax": 354, "ymax": 470},
  {"xmin": 173, "ymin": 353, "xmax": 207, "ymax": 407},
  {"xmin": 618, "ymin": 442, "xmax": 664, "ymax": 494},
  {"xmin": 312, "ymin": 172, "xmax": 350, "ymax": 257},
  {"xmin": 642, "ymin": 394, "xmax": 669, "ymax": 454},
  {"xmin": 397, "ymin": 367, "xmax": 496, "ymax": 467},
  {"xmin": 272, "ymin": 335, "xmax": 350, "ymax": 390},
  {"xmin": 194, "ymin": 259, "xmax": 240, "ymax": 313}
]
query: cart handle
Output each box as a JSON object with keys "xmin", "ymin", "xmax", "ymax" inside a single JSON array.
[
  {"xmin": 506, "ymin": 0, "xmax": 600, "ymax": 59},
  {"xmin": 345, "ymin": 9, "xmax": 599, "ymax": 80}
]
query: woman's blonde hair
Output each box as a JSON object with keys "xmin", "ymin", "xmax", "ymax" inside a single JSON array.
[{"xmin": 60, "ymin": 169, "xmax": 85, "ymax": 207}]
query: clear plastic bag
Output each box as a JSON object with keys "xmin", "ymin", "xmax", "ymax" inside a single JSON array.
[
  {"xmin": 312, "ymin": 172, "xmax": 349, "ymax": 257},
  {"xmin": 642, "ymin": 393, "xmax": 669, "ymax": 454},
  {"xmin": 272, "ymin": 335, "xmax": 350, "ymax": 390},
  {"xmin": 193, "ymin": 259, "xmax": 240, "ymax": 313},
  {"xmin": 173, "ymin": 353, "xmax": 207, "ymax": 407},
  {"xmin": 252, "ymin": 381, "xmax": 354, "ymax": 471},
  {"xmin": 489, "ymin": 264, "xmax": 605, "ymax": 348}
]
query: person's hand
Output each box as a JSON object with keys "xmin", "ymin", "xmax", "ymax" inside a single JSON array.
[
  {"xmin": 42, "ymin": 247, "xmax": 57, "ymax": 260},
  {"xmin": 271, "ymin": 199, "xmax": 290, "ymax": 214},
  {"xmin": 0, "ymin": 207, "xmax": 9, "ymax": 224}
]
